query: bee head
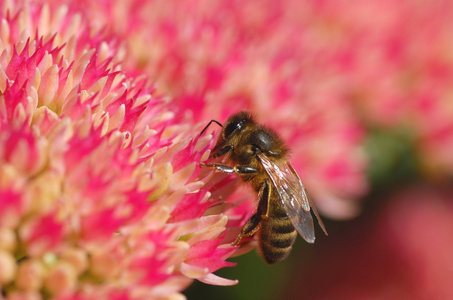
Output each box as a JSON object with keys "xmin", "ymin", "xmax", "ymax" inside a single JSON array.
[
  {"xmin": 223, "ymin": 111, "xmax": 288, "ymax": 159},
  {"xmin": 222, "ymin": 111, "xmax": 254, "ymax": 139},
  {"xmin": 211, "ymin": 111, "xmax": 288, "ymax": 163}
]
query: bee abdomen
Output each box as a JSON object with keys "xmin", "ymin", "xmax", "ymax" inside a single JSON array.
[
  {"xmin": 270, "ymin": 217, "xmax": 295, "ymax": 234},
  {"xmin": 259, "ymin": 217, "xmax": 297, "ymax": 264},
  {"xmin": 262, "ymin": 231, "xmax": 297, "ymax": 248}
]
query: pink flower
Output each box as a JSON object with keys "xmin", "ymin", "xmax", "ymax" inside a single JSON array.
[
  {"xmin": 292, "ymin": 0, "xmax": 453, "ymax": 178},
  {"xmin": 0, "ymin": 2, "xmax": 244, "ymax": 299},
  {"xmin": 44, "ymin": 0, "xmax": 369, "ymax": 219}
]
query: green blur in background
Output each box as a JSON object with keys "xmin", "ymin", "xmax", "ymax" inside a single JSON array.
[{"xmin": 184, "ymin": 238, "xmax": 310, "ymax": 300}]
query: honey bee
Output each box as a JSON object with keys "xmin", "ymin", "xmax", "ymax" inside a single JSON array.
[{"xmin": 200, "ymin": 111, "xmax": 328, "ymax": 264}]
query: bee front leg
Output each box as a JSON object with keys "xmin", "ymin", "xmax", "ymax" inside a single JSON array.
[
  {"xmin": 211, "ymin": 145, "xmax": 234, "ymax": 158},
  {"xmin": 233, "ymin": 180, "xmax": 270, "ymax": 246},
  {"xmin": 200, "ymin": 163, "xmax": 258, "ymax": 175}
]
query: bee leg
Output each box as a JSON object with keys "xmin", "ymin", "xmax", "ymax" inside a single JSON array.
[
  {"xmin": 233, "ymin": 180, "xmax": 270, "ymax": 246},
  {"xmin": 200, "ymin": 163, "xmax": 258, "ymax": 175},
  {"xmin": 200, "ymin": 163, "xmax": 235, "ymax": 173},
  {"xmin": 262, "ymin": 179, "xmax": 272, "ymax": 218},
  {"xmin": 232, "ymin": 213, "xmax": 261, "ymax": 246},
  {"xmin": 211, "ymin": 145, "xmax": 233, "ymax": 158},
  {"xmin": 235, "ymin": 166, "xmax": 259, "ymax": 174}
]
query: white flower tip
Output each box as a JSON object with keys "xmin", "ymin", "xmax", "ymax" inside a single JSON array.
[{"xmin": 198, "ymin": 273, "xmax": 239, "ymax": 286}]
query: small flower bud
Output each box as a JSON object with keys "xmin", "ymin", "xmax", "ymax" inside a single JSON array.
[
  {"xmin": 90, "ymin": 250, "xmax": 119, "ymax": 279},
  {"xmin": 60, "ymin": 247, "xmax": 88, "ymax": 275},
  {"xmin": 44, "ymin": 262, "xmax": 77, "ymax": 296},
  {"xmin": 0, "ymin": 226, "xmax": 17, "ymax": 252},
  {"xmin": 15, "ymin": 259, "xmax": 44, "ymax": 291},
  {"xmin": 0, "ymin": 250, "xmax": 16, "ymax": 285}
]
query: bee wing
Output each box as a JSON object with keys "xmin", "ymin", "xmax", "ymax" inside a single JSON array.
[{"xmin": 258, "ymin": 154, "xmax": 327, "ymax": 243}]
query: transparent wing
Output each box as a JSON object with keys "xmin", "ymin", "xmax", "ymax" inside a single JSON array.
[{"xmin": 258, "ymin": 154, "xmax": 327, "ymax": 243}]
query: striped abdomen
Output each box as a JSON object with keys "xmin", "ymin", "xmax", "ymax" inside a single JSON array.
[{"xmin": 258, "ymin": 191, "xmax": 297, "ymax": 264}]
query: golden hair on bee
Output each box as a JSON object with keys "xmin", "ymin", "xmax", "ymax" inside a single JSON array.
[{"xmin": 200, "ymin": 111, "xmax": 327, "ymax": 264}]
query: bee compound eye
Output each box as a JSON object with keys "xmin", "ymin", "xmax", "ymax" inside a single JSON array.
[{"xmin": 224, "ymin": 120, "xmax": 244, "ymax": 138}]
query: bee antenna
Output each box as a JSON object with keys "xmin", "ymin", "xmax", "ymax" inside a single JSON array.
[{"xmin": 199, "ymin": 119, "xmax": 223, "ymax": 136}]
